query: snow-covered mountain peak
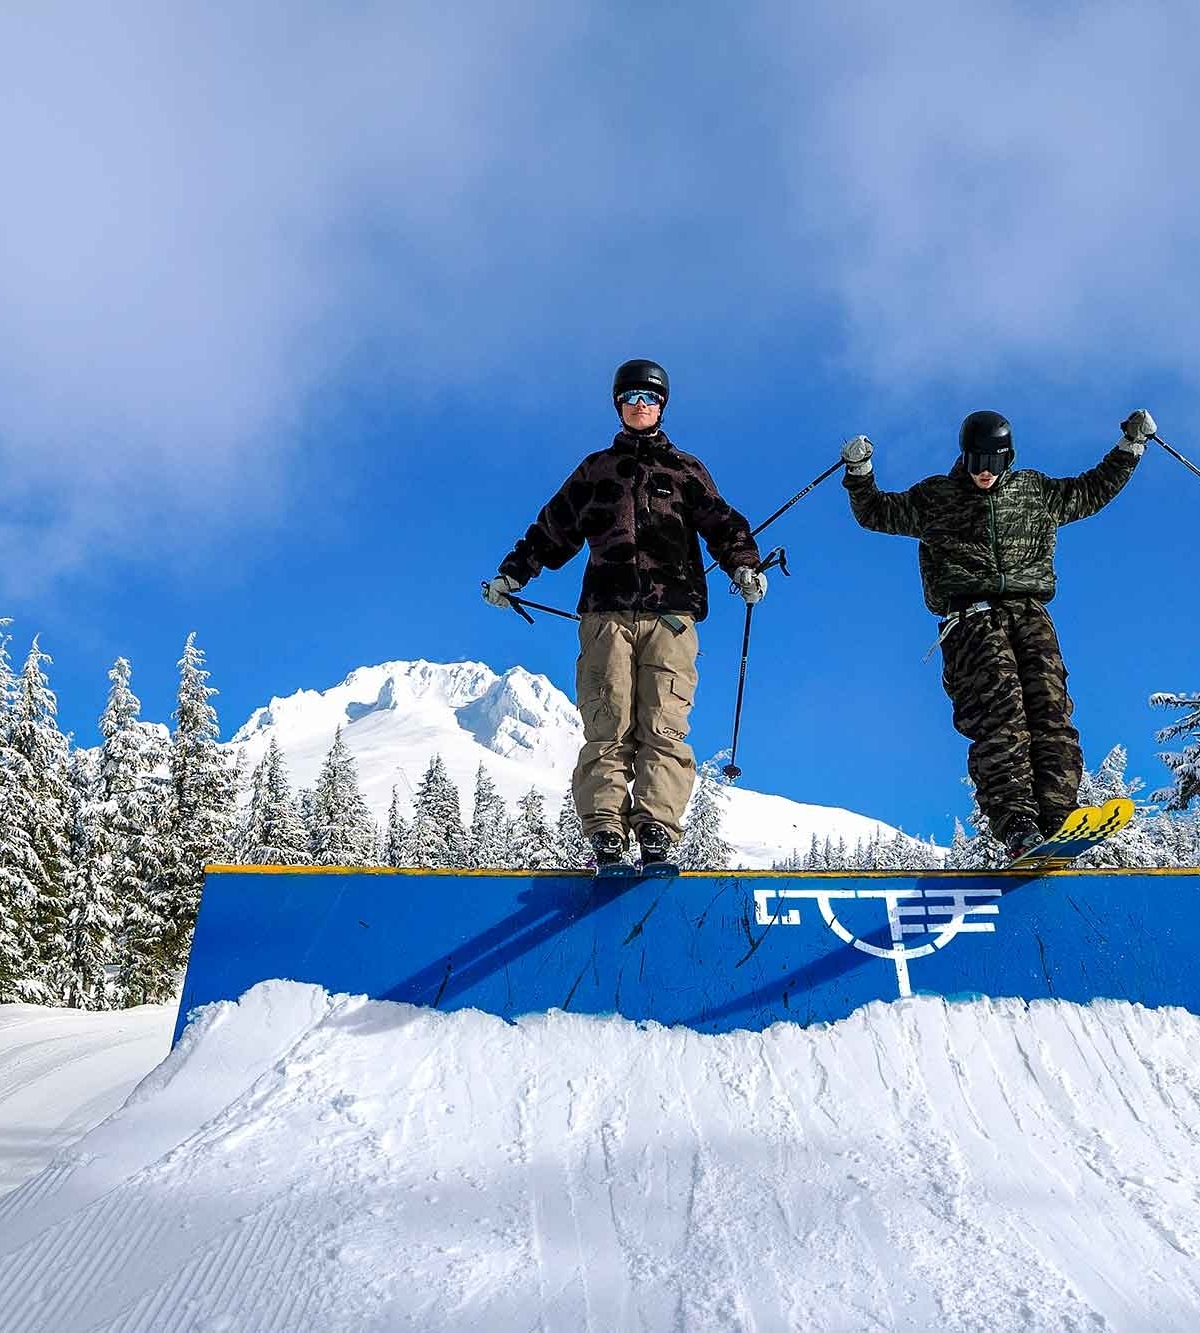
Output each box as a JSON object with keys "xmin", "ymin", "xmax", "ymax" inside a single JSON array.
[
  {"xmin": 457, "ymin": 665, "xmax": 582, "ymax": 763},
  {"xmin": 225, "ymin": 655, "xmax": 934, "ymax": 867}
]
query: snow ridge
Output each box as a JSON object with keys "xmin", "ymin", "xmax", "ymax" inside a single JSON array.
[{"xmin": 3, "ymin": 984, "xmax": 1200, "ymax": 1330}]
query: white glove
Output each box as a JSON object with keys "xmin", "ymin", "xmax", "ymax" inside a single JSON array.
[
  {"xmin": 733, "ymin": 566, "xmax": 767, "ymax": 605},
  {"xmin": 482, "ymin": 574, "xmax": 522, "ymax": 608},
  {"xmin": 841, "ymin": 435, "xmax": 874, "ymax": 476},
  {"xmin": 1118, "ymin": 409, "xmax": 1156, "ymax": 456}
]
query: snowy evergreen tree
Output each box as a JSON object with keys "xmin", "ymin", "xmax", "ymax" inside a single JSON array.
[
  {"xmin": 6, "ymin": 638, "xmax": 72, "ymax": 1002},
  {"xmin": 158, "ymin": 634, "xmax": 235, "ymax": 985},
  {"xmin": 508, "ymin": 787, "xmax": 557, "ymax": 870},
  {"xmin": 60, "ymin": 749, "xmax": 117, "ymax": 1009},
  {"xmin": 1151, "ymin": 691, "xmax": 1200, "ymax": 812},
  {"xmin": 943, "ymin": 818, "xmax": 987, "ymax": 870},
  {"xmin": 678, "ymin": 759, "xmax": 734, "ymax": 870},
  {"xmin": 91, "ymin": 659, "xmax": 173, "ymax": 1007},
  {"xmin": 383, "ymin": 786, "xmax": 411, "ymax": 869},
  {"xmin": 406, "ymin": 754, "xmax": 466, "ymax": 869},
  {"xmin": 308, "ymin": 728, "xmax": 377, "ymax": 866},
  {"xmin": 0, "ymin": 622, "xmax": 45, "ymax": 1003},
  {"xmin": 240, "ymin": 738, "xmax": 310, "ymax": 865},
  {"xmin": 466, "ymin": 764, "xmax": 508, "ymax": 869},
  {"xmin": 553, "ymin": 796, "xmax": 589, "ymax": 870}
]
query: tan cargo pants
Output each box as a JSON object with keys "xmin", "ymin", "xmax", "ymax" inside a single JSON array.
[{"xmin": 572, "ymin": 612, "xmax": 699, "ymax": 842}]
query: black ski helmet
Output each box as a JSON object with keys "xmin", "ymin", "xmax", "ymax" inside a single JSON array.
[
  {"xmin": 959, "ymin": 410, "xmax": 1014, "ymax": 476},
  {"xmin": 612, "ymin": 359, "xmax": 670, "ymax": 406}
]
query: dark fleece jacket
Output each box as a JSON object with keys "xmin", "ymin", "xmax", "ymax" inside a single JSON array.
[{"xmin": 499, "ymin": 430, "xmax": 759, "ymax": 622}]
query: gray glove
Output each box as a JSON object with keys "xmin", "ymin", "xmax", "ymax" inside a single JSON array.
[
  {"xmin": 1118, "ymin": 409, "xmax": 1157, "ymax": 456},
  {"xmin": 733, "ymin": 566, "xmax": 767, "ymax": 605},
  {"xmin": 841, "ymin": 435, "xmax": 874, "ymax": 476},
  {"xmin": 482, "ymin": 574, "xmax": 522, "ymax": 608}
]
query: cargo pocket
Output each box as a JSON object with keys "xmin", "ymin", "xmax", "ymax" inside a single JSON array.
[{"xmin": 646, "ymin": 668, "xmax": 693, "ymax": 742}]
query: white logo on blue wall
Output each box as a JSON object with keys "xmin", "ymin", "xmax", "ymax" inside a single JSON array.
[{"xmin": 753, "ymin": 884, "xmax": 1002, "ymax": 998}]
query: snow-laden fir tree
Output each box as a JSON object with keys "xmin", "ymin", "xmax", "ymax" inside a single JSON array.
[
  {"xmin": 60, "ymin": 749, "xmax": 118, "ymax": 1009},
  {"xmin": 406, "ymin": 754, "xmax": 466, "ymax": 869},
  {"xmin": 678, "ymin": 759, "xmax": 733, "ymax": 870},
  {"xmin": 6, "ymin": 638, "xmax": 72, "ymax": 1002},
  {"xmin": 159, "ymin": 634, "xmax": 236, "ymax": 983},
  {"xmin": 554, "ymin": 796, "xmax": 589, "ymax": 869},
  {"xmin": 239, "ymin": 738, "xmax": 310, "ymax": 865},
  {"xmin": 1151, "ymin": 691, "xmax": 1200, "ymax": 812},
  {"xmin": 0, "ymin": 622, "xmax": 45, "ymax": 1003},
  {"xmin": 466, "ymin": 764, "xmax": 508, "ymax": 869},
  {"xmin": 508, "ymin": 787, "xmax": 557, "ymax": 870},
  {"xmin": 308, "ymin": 727, "xmax": 377, "ymax": 867},
  {"xmin": 90, "ymin": 659, "xmax": 174, "ymax": 1007},
  {"xmin": 1075, "ymin": 745, "xmax": 1161, "ymax": 869},
  {"xmin": 943, "ymin": 817, "xmax": 992, "ymax": 870},
  {"xmin": 383, "ymin": 786, "xmax": 411, "ymax": 869}
]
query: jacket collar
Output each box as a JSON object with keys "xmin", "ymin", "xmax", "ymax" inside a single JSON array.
[{"xmin": 612, "ymin": 429, "xmax": 674, "ymax": 456}]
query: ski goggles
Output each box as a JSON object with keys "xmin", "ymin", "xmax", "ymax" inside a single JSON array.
[
  {"xmin": 616, "ymin": 388, "xmax": 665, "ymax": 406},
  {"xmin": 965, "ymin": 449, "xmax": 1013, "ymax": 477}
]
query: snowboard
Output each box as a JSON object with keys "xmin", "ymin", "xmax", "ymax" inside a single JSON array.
[
  {"xmin": 1005, "ymin": 797, "xmax": 1135, "ymax": 872},
  {"xmin": 594, "ymin": 861, "xmax": 680, "ymax": 879}
]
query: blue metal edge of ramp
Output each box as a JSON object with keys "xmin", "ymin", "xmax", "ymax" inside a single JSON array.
[{"xmin": 172, "ymin": 864, "xmax": 1200, "ymax": 1045}]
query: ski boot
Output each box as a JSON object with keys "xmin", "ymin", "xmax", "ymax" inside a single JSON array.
[
  {"xmin": 1002, "ymin": 819, "xmax": 1044, "ymax": 861},
  {"xmin": 636, "ymin": 822, "xmax": 680, "ymax": 877},
  {"xmin": 590, "ymin": 829, "xmax": 633, "ymax": 877}
]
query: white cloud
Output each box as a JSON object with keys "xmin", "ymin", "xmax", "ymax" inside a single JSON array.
[{"xmin": 2, "ymin": 1, "xmax": 1198, "ymax": 591}]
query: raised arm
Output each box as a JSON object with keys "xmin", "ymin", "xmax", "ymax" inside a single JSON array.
[
  {"xmin": 1040, "ymin": 411, "xmax": 1151, "ymax": 526},
  {"xmin": 841, "ymin": 436, "xmax": 927, "ymax": 537}
]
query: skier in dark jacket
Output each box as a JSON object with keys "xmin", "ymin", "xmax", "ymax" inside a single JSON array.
[
  {"xmin": 482, "ymin": 359, "xmax": 763, "ymax": 869},
  {"xmin": 840, "ymin": 408, "xmax": 1153, "ymax": 859}
]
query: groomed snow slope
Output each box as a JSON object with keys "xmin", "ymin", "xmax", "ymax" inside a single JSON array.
[
  {"xmin": 2, "ymin": 983, "xmax": 1199, "ymax": 1331},
  {"xmin": 0, "ymin": 1002, "xmax": 173, "ymax": 1198}
]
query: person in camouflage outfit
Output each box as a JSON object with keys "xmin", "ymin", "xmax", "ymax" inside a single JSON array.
[
  {"xmin": 839, "ymin": 408, "xmax": 1154, "ymax": 858},
  {"xmin": 483, "ymin": 359, "xmax": 763, "ymax": 869}
]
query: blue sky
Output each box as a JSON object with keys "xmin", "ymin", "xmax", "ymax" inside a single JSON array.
[{"xmin": 1, "ymin": 1, "xmax": 1197, "ymax": 843}]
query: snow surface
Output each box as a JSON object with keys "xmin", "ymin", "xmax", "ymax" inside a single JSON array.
[
  {"xmin": 0, "ymin": 1002, "xmax": 173, "ymax": 1198},
  {"xmin": 3, "ymin": 984, "xmax": 1200, "ymax": 1330},
  {"xmin": 226, "ymin": 658, "xmax": 924, "ymax": 867}
]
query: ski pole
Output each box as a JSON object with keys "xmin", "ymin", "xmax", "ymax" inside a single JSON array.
[
  {"xmin": 704, "ymin": 458, "xmax": 841, "ymax": 575},
  {"xmin": 1152, "ymin": 434, "xmax": 1200, "ymax": 483},
  {"xmin": 499, "ymin": 590, "xmax": 582, "ymax": 625},
  {"xmin": 721, "ymin": 547, "xmax": 789, "ymax": 782}
]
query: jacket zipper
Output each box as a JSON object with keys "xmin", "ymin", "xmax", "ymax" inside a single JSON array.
[{"xmin": 986, "ymin": 493, "xmax": 1007, "ymax": 593}]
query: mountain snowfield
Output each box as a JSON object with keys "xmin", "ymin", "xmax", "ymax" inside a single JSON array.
[
  {"xmin": 227, "ymin": 658, "xmax": 924, "ymax": 866},
  {"xmin": 2, "ymin": 983, "xmax": 1200, "ymax": 1331}
]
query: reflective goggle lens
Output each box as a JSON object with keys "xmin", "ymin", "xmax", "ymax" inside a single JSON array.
[
  {"xmin": 617, "ymin": 388, "xmax": 664, "ymax": 406},
  {"xmin": 966, "ymin": 450, "xmax": 1012, "ymax": 476}
]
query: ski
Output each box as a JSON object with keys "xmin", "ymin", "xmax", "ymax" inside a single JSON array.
[
  {"xmin": 1005, "ymin": 797, "xmax": 1135, "ymax": 872},
  {"xmin": 593, "ymin": 861, "xmax": 680, "ymax": 879}
]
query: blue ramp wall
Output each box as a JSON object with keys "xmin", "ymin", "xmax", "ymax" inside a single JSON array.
[{"xmin": 173, "ymin": 866, "xmax": 1200, "ymax": 1045}]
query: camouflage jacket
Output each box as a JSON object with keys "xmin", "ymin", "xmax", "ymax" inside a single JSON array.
[
  {"xmin": 844, "ymin": 446, "xmax": 1139, "ymax": 615},
  {"xmin": 499, "ymin": 430, "xmax": 760, "ymax": 622}
]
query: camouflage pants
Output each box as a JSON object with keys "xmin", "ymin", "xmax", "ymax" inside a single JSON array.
[
  {"xmin": 939, "ymin": 598, "xmax": 1082, "ymax": 839},
  {"xmin": 572, "ymin": 612, "xmax": 698, "ymax": 842}
]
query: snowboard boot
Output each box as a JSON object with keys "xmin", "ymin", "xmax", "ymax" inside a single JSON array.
[
  {"xmin": 636, "ymin": 821, "xmax": 675, "ymax": 868},
  {"xmin": 1002, "ymin": 819, "xmax": 1044, "ymax": 861},
  {"xmin": 589, "ymin": 829, "xmax": 628, "ymax": 869}
]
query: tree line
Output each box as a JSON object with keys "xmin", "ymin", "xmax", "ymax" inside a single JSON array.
[{"xmin": 1, "ymin": 616, "xmax": 1196, "ymax": 1008}]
